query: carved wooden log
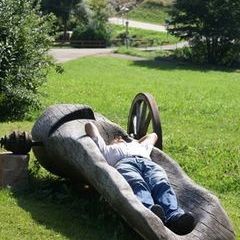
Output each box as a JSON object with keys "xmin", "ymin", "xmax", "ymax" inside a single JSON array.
[{"xmin": 31, "ymin": 104, "xmax": 235, "ymax": 240}]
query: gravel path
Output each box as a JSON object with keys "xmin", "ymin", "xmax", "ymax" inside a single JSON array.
[
  {"xmin": 49, "ymin": 48, "xmax": 146, "ymax": 63},
  {"xmin": 109, "ymin": 17, "xmax": 167, "ymax": 32},
  {"xmin": 49, "ymin": 18, "xmax": 188, "ymax": 63},
  {"xmin": 49, "ymin": 48, "xmax": 115, "ymax": 63}
]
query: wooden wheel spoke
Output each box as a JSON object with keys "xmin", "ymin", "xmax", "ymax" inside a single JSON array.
[
  {"xmin": 139, "ymin": 102, "xmax": 147, "ymax": 130},
  {"xmin": 135, "ymin": 101, "xmax": 142, "ymax": 137},
  {"xmin": 137, "ymin": 101, "xmax": 147, "ymax": 135},
  {"xmin": 133, "ymin": 115, "xmax": 137, "ymax": 136},
  {"xmin": 128, "ymin": 92, "xmax": 163, "ymax": 149},
  {"xmin": 139, "ymin": 111, "xmax": 151, "ymax": 136}
]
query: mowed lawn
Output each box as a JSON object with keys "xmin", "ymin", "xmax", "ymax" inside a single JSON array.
[
  {"xmin": 0, "ymin": 56, "xmax": 239, "ymax": 239},
  {"xmin": 128, "ymin": 0, "xmax": 172, "ymax": 24},
  {"xmin": 110, "ymin": 25, "xmax": 180, "ymax": 45}
]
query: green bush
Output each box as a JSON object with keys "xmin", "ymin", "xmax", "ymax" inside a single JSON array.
[
  {"xmin": 0, "ymin": 0, "xmax": 55, "ymax": 120},
  {"xmin": 71, "ymin": 23, "xmax": 111, "ymax": 47},
  {"xmin": 168, "ymin": 0, "xmax": 240, "ymax": 67},
  {"xmin": 70, "ymin": 0, "xmax": 111, "ymax": 47}
]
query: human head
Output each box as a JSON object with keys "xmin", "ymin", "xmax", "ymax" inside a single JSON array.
[{"xmin": 110, "ymin": 135, "xmax": 125, "ymax": 145}]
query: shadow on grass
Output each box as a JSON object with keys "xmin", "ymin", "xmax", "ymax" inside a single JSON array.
[
  {"xmin": 131, "ymin": 56, "xmax": 240, "ymax": 73},
  {"xmin": 13, "ymin": 177, "xmax": 142, "ymax": 240}
]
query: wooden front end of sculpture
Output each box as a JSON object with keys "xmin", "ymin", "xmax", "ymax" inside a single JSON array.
[{"xmin": 31, "ymin": 104, "xmax": 235, "ymax": 240}]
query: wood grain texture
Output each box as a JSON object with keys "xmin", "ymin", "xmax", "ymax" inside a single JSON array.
[{"xmin": 31, "ymin": 104, "xmax": 235, "ymax": 240}]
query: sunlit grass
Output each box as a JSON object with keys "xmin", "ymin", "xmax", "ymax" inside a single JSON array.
[
  {"xmin": 114, "ymin": 46, "xmax": 172, "ymax": 58},
  {"xmin": 127, "ymin": 0, "xmax": 172, "ymax": 24},
  {"xmin": 110, "ymin": 25, "xmax": 179, "ymax": 46},
  {"xmin": 0, "ymin": 56, "xmax": 239, "ymax": 239}
]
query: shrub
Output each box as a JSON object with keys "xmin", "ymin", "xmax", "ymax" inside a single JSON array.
[
  {"xmin": 167, "ymin": 0, "xmax": 240, "ymax": 67},
  {"xmin": 71, "ymin": 23, "xmax": 111, "ymax": 46},
  {"xmin": 70, "ymin": 0, "xmax": 111, "ymax": 47},
  {"xmin": 0, "ymin": 0, "xmax": 55, "ymax": 120},
  {"xmin": 41, "ymin": 0, "xmax": 81, "ymax": 41},
  {"xmin": 71, "ymin": 25, "xmax": 110, "ymax": 41}
]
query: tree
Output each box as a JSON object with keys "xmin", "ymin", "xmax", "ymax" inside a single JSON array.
[
  {"xmin": 71, "ymin": 0, "xmax": 111, "ymax": 46},
  {"xmin": 167, "ymin": 0, "xmax": 240, "ymax": 66},
  {"xmin": 0, "ymin": 0, "xmax": 55, "ymax": 120},
  {"xmin": 89, "ymin": 0, "xmax": 110, "ymax": 26},
  {"xmin": 71, "ymin": 0, "xmax": 91, "ymax": 26},
  {"xmin": 41, "ymin": 0, "xmax": 81, "ymax": 40},
  {"xmin": 73, "ymin": 0, "xmax": 110, "ymax": 27}
]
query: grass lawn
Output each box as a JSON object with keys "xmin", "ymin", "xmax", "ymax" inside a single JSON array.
[
  {"xmin": 110, "ymin": 24, "xmax": 180, "ymax": 46},
  {"xmin": 0, "ymin": 56, "xmax": 239, "ymax": 239},
  {"xmin": 127, "ymin": 0, "xmax": 172, "ymax": 24},
  {"xmin": 115, "ymin": 46, "xmax": 173, "ymax": 59}
]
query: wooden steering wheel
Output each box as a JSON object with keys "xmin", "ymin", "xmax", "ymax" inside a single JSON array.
[{"xmin": 127, "ymin": 93, "xmax": 163, "ymax": 149}]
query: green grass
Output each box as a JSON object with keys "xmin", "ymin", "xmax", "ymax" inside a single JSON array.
[
  {"xmin": 127, "ymin": 0, "xmax": 172, "ymax": 24},
  {"xmin": 115, "ymin": 46, "xmax": 172, "ymax": 58},
  {"xmin": 0, "ymin": 56, "xmax": 240, "ymax": 239},
  {"xmin": 110, "ymin": 24, "xmax": 180, "ymax": 46},
  {"xmin": 0, "ymin": 185, "xmax": 138, "ymax": 240}
]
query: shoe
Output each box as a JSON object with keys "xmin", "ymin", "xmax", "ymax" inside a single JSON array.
[
  {"xmin": 165, "ymin": 212, "xmax": 195, "ymax": 235},
  {"xmin": 150, "ymin": 204, "xmax": 165, "ymax": 222}
]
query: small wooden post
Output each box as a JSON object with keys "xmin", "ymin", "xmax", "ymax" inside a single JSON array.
[{"xmin": 0, "ymin": 152, "xmax": 29, "ymax": 188}]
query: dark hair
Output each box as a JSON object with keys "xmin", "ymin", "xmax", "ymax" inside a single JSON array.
[{"xmin": 122, "ymin": 135, "xmax": 133, "ymax": 143}]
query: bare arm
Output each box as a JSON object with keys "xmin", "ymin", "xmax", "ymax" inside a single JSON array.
[
  {"xmin": 138, "ymin": 133, "xmax": 158, "ymax": 146},
  {"xmin": 85, "ymin": 122, "xmax": 100, "ymax": 138},
  {"xmin": 85, "ymin": 122, "xmax": 109, "ymax": 156}
]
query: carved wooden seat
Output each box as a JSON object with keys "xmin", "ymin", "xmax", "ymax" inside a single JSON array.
[{"xmin": 31, "ymin": 104, "xmax": 235, "ymax": 240}]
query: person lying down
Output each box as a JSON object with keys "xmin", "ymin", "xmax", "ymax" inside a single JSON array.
[{"xmin": 85, "ymin": 122, "xmax": 196, "ymax": 235}]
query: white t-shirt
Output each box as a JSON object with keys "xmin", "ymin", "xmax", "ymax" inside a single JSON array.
[{"xmin": 92, "ymin": 135, "xmax": 153, "ymax": 166}]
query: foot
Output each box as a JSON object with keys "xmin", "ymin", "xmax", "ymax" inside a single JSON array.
[
  {"xmin": 150, "ymin": 204, "xmax": 165, "ymax": 222},
  {"xmin": 165, "ymin": 212, "xmax": 195, "ymax": 235}
]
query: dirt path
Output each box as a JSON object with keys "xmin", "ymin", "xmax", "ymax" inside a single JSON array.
[
  {"xmin": 109, "ymin": 17, "xmax": 167, "ymax": 32},
  {"xmin": 49, "ymin": 48, "xmax": 115, "ymax": 63},
  {"xmin": 49, "ymin": 18, "xmax": 187, "ymax": 63},
  {"xmin": 49, "ymin": 48, "xmax": 145, "ymax": 63}
]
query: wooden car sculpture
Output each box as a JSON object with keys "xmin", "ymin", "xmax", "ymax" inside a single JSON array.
[{"xmin": 1, "ymin": 93, "xmax": 235, "ymax": 240}]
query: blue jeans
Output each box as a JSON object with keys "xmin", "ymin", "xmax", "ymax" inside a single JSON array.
[{"xmin": 115, "ymin": 157, "xmax": 184, "ymax": 221}]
